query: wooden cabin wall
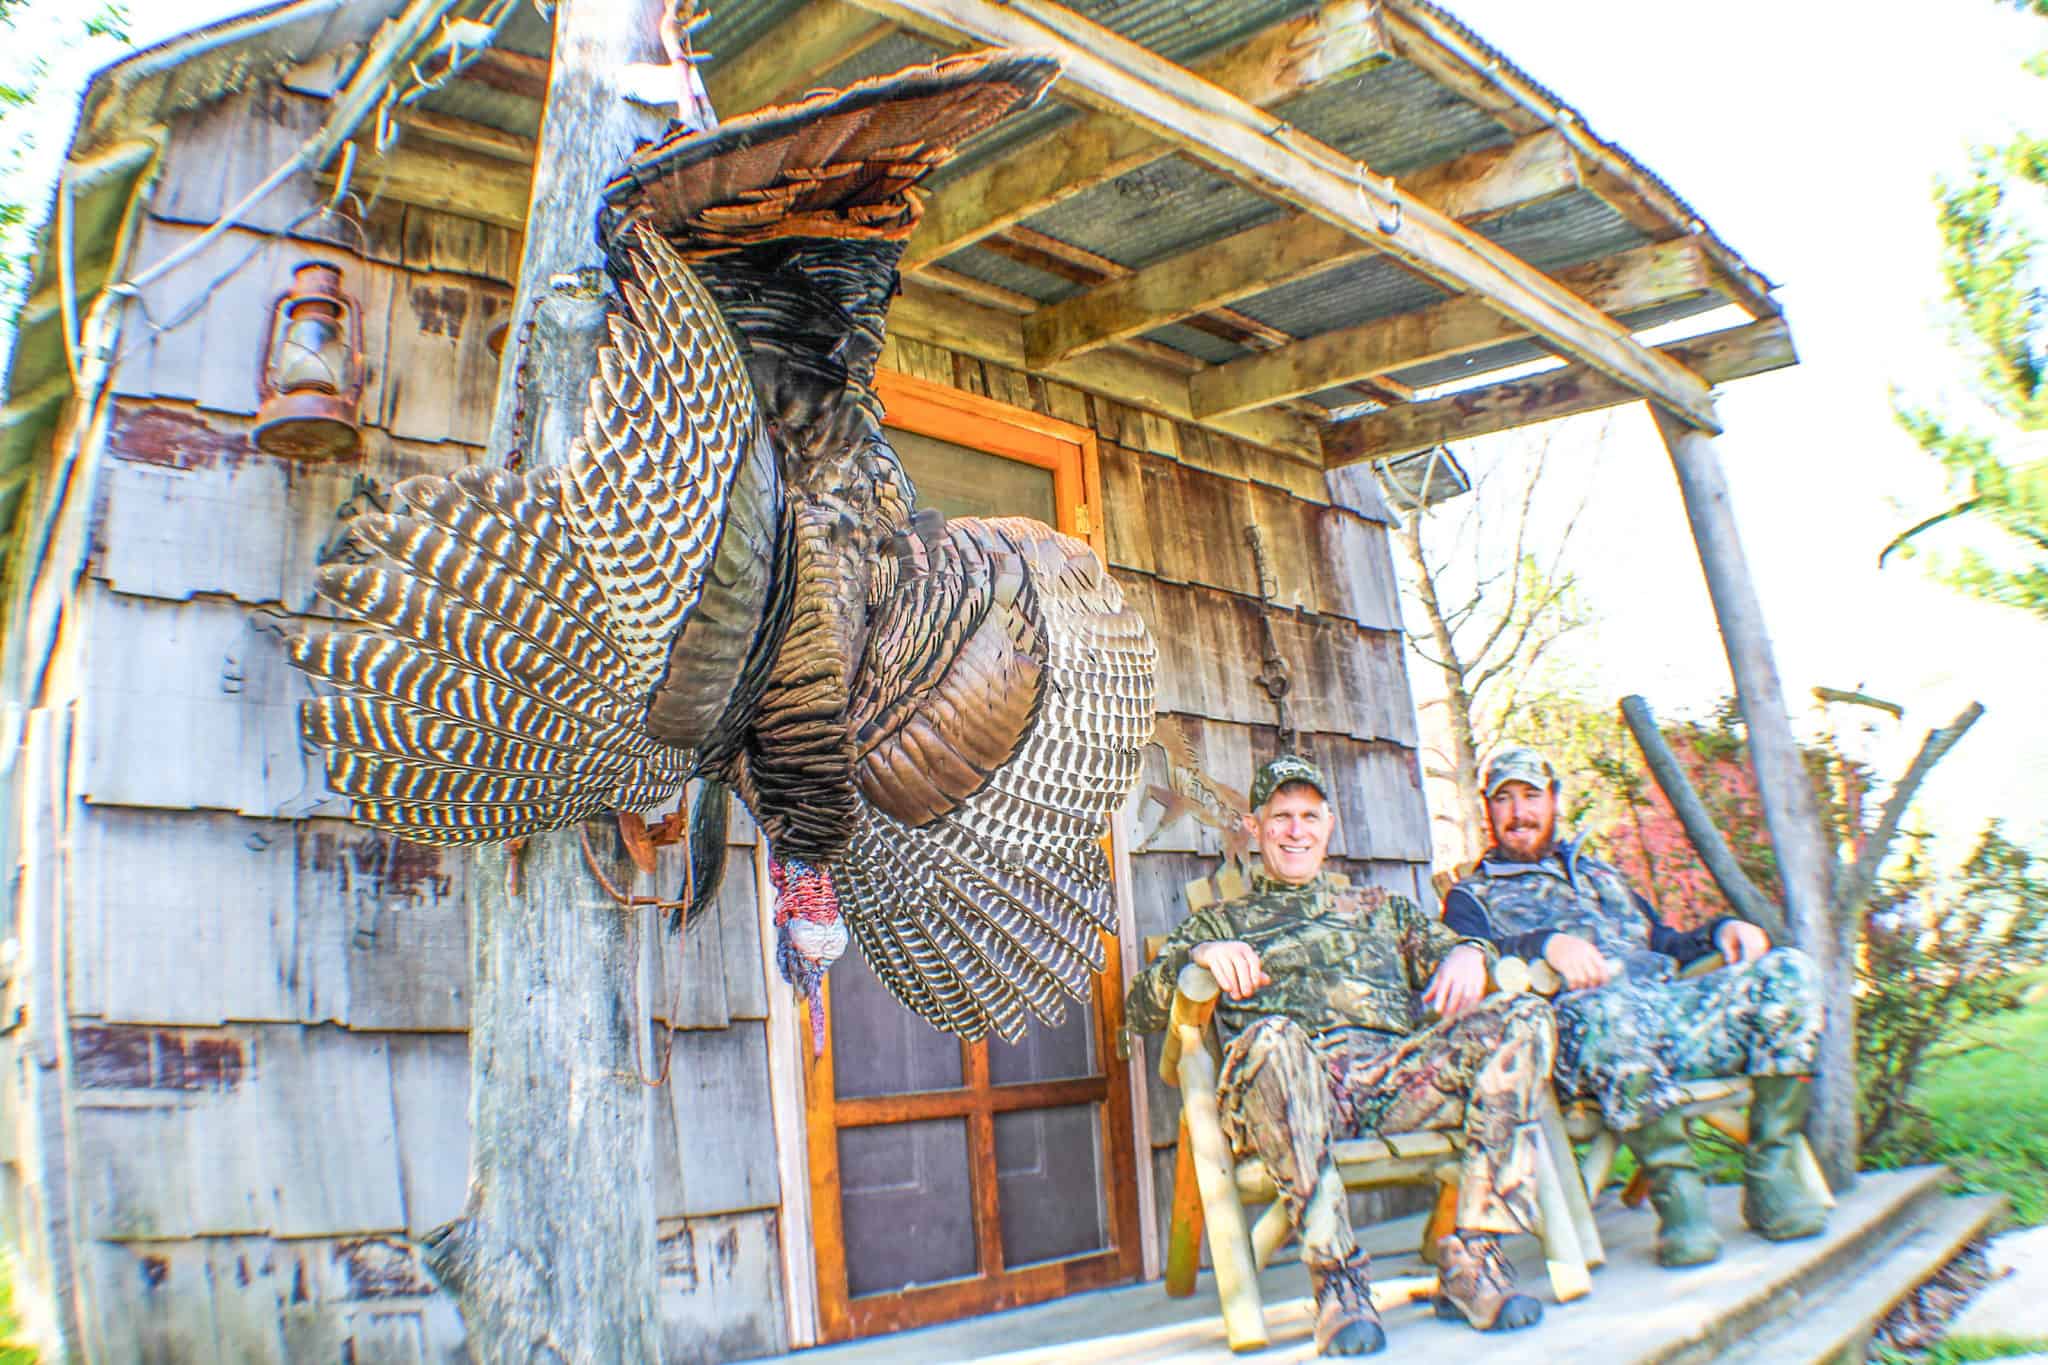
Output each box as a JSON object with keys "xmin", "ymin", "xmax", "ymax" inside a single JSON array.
[
  {"xmin": 874, "ymin": 333, "xmax": 1438, "ymax": 1261},
  {"xmin": 0, "ymin": 84, "xmax": 789, "ymax": 1364}
]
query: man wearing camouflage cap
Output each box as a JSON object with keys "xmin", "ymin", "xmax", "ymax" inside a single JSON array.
[
  {"xmin": 1128, "ymin": 755, "xmax": 1556, "ymax": 1357},
  {"xmin": 1445, "ymin": 747, "xmax": 1828, "ymax": 1268}
]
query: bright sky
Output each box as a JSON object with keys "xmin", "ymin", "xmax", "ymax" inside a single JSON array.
[
  {"xmin": 1436, "ymin": 0, "xmax": 2047, "ymax": 858},
  {"xmin": 7, "ymin": 0, "xmax": 2043, "ymax": 857}
]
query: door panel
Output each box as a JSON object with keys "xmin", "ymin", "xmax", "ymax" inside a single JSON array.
[{"xmin": 803, "ymin": 372, "xmax": 1142, "ymax": 1342}]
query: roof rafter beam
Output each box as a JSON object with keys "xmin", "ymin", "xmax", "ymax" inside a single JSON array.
[
  {"xmin": 1192, "ymin": 237, "xmax": 1715, "ymax": 418},
  {"xmin": 848, "ymin": 0, "xmax": 1722, "ymax": 432},
  {"xmin": 889, "ymin": 279, "xmax": 1325, "ymax": 460},
  {"xmin": 1022, "ymin": 128, "xmax": 1574, "ymax": 367},
  {"xmin": 704, "ymin": 0, "xmax": 895, "ymax": 117},
  {"xmin": 902, "ymin": 0, "xmax": 1392, "ymax": 272},
  {"xmin": 1377, "ymin": 1, "xmax": 1778, "ymax": 320},
  {"xmin": 1320, "ymin": 317, "xmax": 1794, "ymax": 465}
]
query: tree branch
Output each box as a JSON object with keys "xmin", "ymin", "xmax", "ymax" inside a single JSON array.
[
  {"xmin": 1834, "ymin": 702, "xmax": 1986, "ymax": 915},
  {"xmin": 1619, "ymin": 694, "xmax": 1788, "ymax": 940}
]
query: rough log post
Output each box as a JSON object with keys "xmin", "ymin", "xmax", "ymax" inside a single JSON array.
[
  {"xmin": 417, "ymin": 2, "xmax": 675, "ymax": 1358},
  {"xmin": 1617, "ymin": 693, "xmax": 1787, "ymax": 941},
  {"xmin": 1650, "ymin": 406, "xmax": 1855, "ymax": 1188}
]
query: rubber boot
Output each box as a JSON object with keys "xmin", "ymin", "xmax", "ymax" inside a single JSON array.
[
  {"xmin": 1622, "ymin": 1111, "xmax": 1721, "ymax": 1267},
  {"xmin": 1432, "ymin": 1232, "xmax": 1543, "ymax": 1332},
  {"xmin": 1308, "ymin": 1251, "xmax": 1386, "ymax": 1357},
  {"xmin": 1742, "ymin": 1075, "xmax": 1828, "ymax": 1241}
]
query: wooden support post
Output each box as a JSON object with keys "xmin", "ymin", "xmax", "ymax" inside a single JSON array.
[
  {"xmin": 1650, "ymin": 406, "xmax": 1854, "ymax": 1189},
  {"xmin": 417, "ymin": 2, "xmax": 676, "ymax": 1359}
]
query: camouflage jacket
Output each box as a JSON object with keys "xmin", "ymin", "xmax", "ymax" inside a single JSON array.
[
  {"xmin": 1444, "ymin": 836, "xmax": 1732, "ymax": 979},
  {"xmin": 1126, "ymin": 871, "xmax": 1496, "ymax": 1042}
]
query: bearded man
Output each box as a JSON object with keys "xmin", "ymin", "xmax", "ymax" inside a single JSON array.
[
  {"xmin": 1445, "ymin": 747, "xmax": 1829, "ymax": 1268},
  {"xmin": 1128, "ymin": 756, "xmax": 1556, "ymax": 1357}
]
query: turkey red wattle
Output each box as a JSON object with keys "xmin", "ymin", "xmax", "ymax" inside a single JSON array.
[{"xmin": 769, "ymin": 856, "xmax": 848, "ymax": 1054}]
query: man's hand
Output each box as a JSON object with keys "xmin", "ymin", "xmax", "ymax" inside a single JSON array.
[
  {"xmin": 1543, "ymin": 932, "xmax": 1615, "ymax": 991},
  {"xmin": 1421, "ymin": 944, "xmax": 1487, "ymax": 1020},
  {"xmin": 1716, "ymin": 920, "xmax": 1771, "ymax": 965},
  {"xmin": 1190, "ymin": 940, "xmax": 1270, "ymax": 1000}
]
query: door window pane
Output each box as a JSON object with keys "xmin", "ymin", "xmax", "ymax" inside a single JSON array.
[
  {"xmin": 988, "ymin": 996, "xmax": 1097, "ymax": 1086},
  {"xmin": 831, "ymin": 947, "xmax": 963, "ymax": 1099},
  {"xmin": 994, "ymin": 1104, "xmax": 1108, "ymax": 1269},
  {"xmin": 839, "ymin": 1119, "xmax": 979, "ymax": 1298},
  {"xmin": 887, "ymin": 427, "xmax": 1056, "ymax": 524}
]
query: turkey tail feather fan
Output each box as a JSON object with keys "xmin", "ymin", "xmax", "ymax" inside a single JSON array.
[{"xmin": 289, "ymin": 50, "xmax": 1160, "ymax": 1043}]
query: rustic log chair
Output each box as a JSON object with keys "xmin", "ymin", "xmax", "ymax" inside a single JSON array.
[
  {"xmin": 1145, "ymin": 873, "xmax": 1600, "ymax": 1353},
  {"xmin": 1514, "ymin": 954, "xmax": 1838, "ymax": 1216}
]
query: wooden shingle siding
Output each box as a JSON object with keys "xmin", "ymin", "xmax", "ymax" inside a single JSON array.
[{"xmin": 657, "ymin": 1210, "xmax": 788, "ymax": 1363}]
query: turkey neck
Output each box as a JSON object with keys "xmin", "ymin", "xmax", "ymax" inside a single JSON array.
[{"xmin": 694, "ymin": 238, "xmax": 918, "ymax": 863}]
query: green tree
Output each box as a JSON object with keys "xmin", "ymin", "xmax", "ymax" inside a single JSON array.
[
  {"xmin": 0, "ymin": 2, "xmax": 132, "ymax": 326},
  {"xmin": 1887, "ymin": 0, "xmax": 2048, "ymax": 616}
]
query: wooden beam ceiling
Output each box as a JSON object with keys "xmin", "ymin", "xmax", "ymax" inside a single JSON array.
[
  {"xmin": 1376, "ymin": 1, "xmax": 1778, "ymax": 321},
  {"xmin": 704, "ymin": 0, "xmax": 894, "ymax": 117},
  {"xmin": 1020, "ymin": 128, "xmax": 1575, "ymax": 368},
  {"xmin": 846, "ymin": 0, "xmax": 1722, "ymax": 433},
  {"xmin": 1320, "ymin": 317, "xmax": 1795, "ymax": 466},
  {"xmin": 902, "ymin": 0, "xmax": 1392, "ymax": 271},
  {"xmin": 888, "ymin": 280, "xmax": 1326, "ymax": 459},
  {"xmin": 1190, "ymin": 237, "xmax": 1714, "ymax": 418},
  {"xmin": 321, "ymin": 114, "xmax": 536, "ymax": 229}
]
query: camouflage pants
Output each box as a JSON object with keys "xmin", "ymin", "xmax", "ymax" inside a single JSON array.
[
  {"xmin": 1556, "ymin": 946, "xmax": 1822, "ymax": 1132},
  {"xmin": 1215, "ymin": 993, "xmax": 1556, "ymax": 1269}
]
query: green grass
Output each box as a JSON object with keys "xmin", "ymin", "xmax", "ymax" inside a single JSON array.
[
  {"xmin": 0, "ymin": 1252, "xmax": 37, "ymax": 1364},
  {"xmin": 1865, "ymin": 982, "xmax": 2048, "ymax": 1228},
  {"xmin": 1879, "ymin": 1336, "xmax": 2048, "ymax": 1364}
]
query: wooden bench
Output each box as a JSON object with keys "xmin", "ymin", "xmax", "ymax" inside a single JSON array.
[{"xmin": 1152, "ymin": 953, "xmax": 1599, "ymax": 1352}]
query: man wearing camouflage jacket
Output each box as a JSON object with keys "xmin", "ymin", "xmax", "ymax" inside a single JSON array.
[
  {"xmin": 1128, "ymin": 756, "xmax": 1555, "ymax": 1357},
  {"xmin": 1445, "ymin": 747, "xmax": 1828, "ymax": 1269}
]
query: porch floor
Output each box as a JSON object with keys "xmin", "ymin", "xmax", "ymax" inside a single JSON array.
[{"xmin": 748, "ymin": 1166, "xmax": 1989, "ymax": 1364}]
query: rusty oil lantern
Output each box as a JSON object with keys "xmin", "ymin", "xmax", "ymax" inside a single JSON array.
[{"xmin": 253, "ymin": 261, "xmax": 366, "ymax": 460}]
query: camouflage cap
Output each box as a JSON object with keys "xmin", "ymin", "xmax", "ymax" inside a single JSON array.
[
  {"xmin": 1482, "ymin": 746, "xmax": 1558, "ymax": 798},
  {"xmin": 1250, "ymin": 755, "xmax": 1329, "ymax": 810}
]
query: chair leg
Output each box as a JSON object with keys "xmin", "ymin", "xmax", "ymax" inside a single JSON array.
[
  {"xmin": 1250, "ymin": 1200, "xmax": 1291, "ymax": 1271},
  {"xmin": 1792, "ymin": 1134, "xmax": 1837, "ymax": 1210},
  {"xmin": 1179, "ymin": 1046, "xmax": 1268, "ymax": 1351},
  {"xmin": 1531, "ymin": 1121, "xmax": 1593, "ymax": 1304},
  {"xmin": 1538, "ymin": 1093, "xmax": 1604, "ymax": 1269},
  {"xmin": 1581, "ymin": 1130, "xmax": 1620, "ymax": 1205},
  {"xmin": 1165, "ymin": 1113, "xmax": 1208, "ymax": 1298},
  {"xmin": 1420, "ymin": 1179, "xmax": 1459, "ymax": 1265}
]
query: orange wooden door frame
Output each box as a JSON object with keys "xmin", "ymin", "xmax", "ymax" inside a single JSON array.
[{"xmin": 802, "ymin": 370, "xmax": 1141, "ymax": 1343}]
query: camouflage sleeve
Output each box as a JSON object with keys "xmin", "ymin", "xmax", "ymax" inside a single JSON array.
[
  {"xmin": 1124, "ymin": 904, "xmax": 1241, "ymax": 1035},
  {"xmin": 1395, "ymin": 894, "xmax": 1498, "ymax": 987}
]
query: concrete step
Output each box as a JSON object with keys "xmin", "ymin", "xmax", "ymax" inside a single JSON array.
[{"xmin": 1711, "ymin": 1192, "xmax": 2007, "ymax": 1365}]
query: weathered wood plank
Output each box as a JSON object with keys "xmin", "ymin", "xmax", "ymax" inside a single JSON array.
[
  {"xmin": 387, "ymin": 1033, "xmax": 470, "ymax": 1234},
  {"xmin": 669, "ymin": 1022, "xmax": 781, "ymax": 1217},
  {"xmin": 73, "ymin": 1024, "xmax": 405, "ymax": 1240},
  {"xmin": 657, "ymin": 1210, "xmax": 789, "ymax": 1362},
  {"xmin": 903, "ymin": 0, "xmax": 1392, "ymax": 269},
  {"xmin": 75, "ymin": 587, "xmax": 323, "ymax": 819},
  {"xmin": 297, "ymin": 819, "xmax": 469, "ymax": 1032},
  {"xmin": 321, "ymin": 134, "xmax": 536, "ymax": 231},
  {"xmin": 1021, "ymin": 129, "xmax": 1575, "ymax": 367},
  {"xmin": 71, "ymin": 806, "xmax": 300, "ymax": 1026},
  {"xmin": 1321, "ymin": 317, "xmax": 1796, "ymax": 464},
  {"xmin": 384, "ymin": 271, "xmax": 514, "ymax": 445},
  {"xmin": 1191, "ymin": 238, "xmax": 1714, "ymax": 417},
  {"xmin": 96, "ymin": 403, "xmax": 470, "ymax": 612},
  {"xmin": 852, "ymin": 0, "xmax": 1721, "ymax": 432}
]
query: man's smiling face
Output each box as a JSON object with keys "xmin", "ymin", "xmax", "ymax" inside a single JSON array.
[
  {"xmin": 1486, "ymin": 779, "xmax": 1558, "ymax": 862},
  {"xmin": 1255, "ymin": 782, "xmax": 1334, "ymax": 885}
]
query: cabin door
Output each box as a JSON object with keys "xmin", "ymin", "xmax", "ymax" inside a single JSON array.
[{"xmin": 801, "ymin": 373, "xmax": 1144, "ymax": 1342}]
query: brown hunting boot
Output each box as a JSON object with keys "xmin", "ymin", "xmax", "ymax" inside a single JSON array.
[
  {"xmin": 1433, "ymin": 1231, "xmax": 1543, "ymax": 1332},
  {"xmin": 1309, "ymin": 1251, "xmax": 1386, "ymax": 1356}
]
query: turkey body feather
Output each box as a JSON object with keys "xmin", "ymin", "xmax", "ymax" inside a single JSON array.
[{"xmin": 291, "ymin": 52, "xmax": 1158, "ymax": 1042}]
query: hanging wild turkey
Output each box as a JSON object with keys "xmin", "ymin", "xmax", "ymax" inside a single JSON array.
[{"xmin": 288, "ymin": 52, "xmax": 1158, "ymax": 1044}]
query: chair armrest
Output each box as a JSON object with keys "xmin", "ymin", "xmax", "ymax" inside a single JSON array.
[{"xmin": 1159, "ymin": 962, "xmax": 1220, "ymax": 1089}]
